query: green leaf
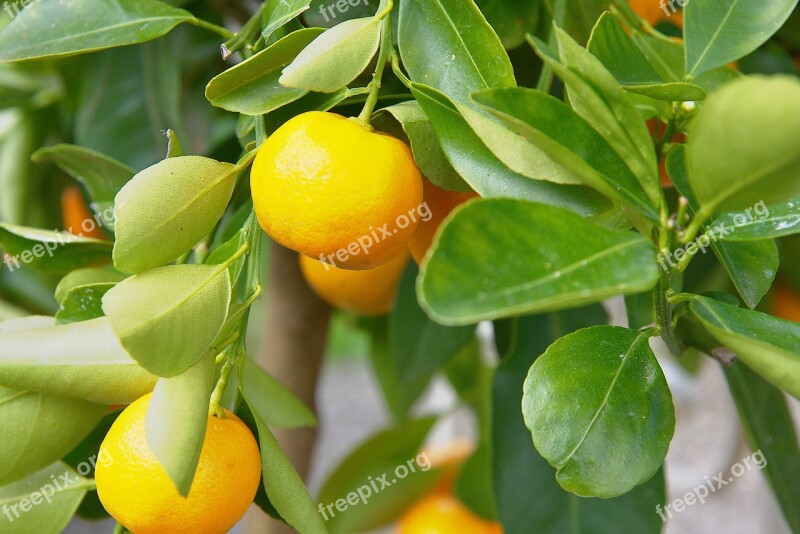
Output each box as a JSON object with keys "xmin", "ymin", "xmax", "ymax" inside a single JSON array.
[
  {"xmin": 723, "ymin": 364, "xmax": 800, "ymax": 533},
  {"xmin": 473, "ymin": 86, "xmax": 659, "ymax": 221},
  {"xmin": 493, "ymin": 311, "xmax": 667, "ymax": 533},
  {"xmin": 240, "ymin": 398, "xmax": 328, "ymax": 534},
  {"xmin": 398, "ymin": 0, "xmax": 515, "ymax": 103},
  {"xmin": 667, "ymin": 146, "xmax": 778, "ymax": 308},
  {"xmin": 0, "ymin": 388, "xmax": 105, "ymax": 486},
  {"xmin": 165, "ymin": 129, "xmax": 184, "ymax": 158},
  {"xmin": 205, "ymin": 29, "xmax": 324, "ymax": 115},
  {"xmin": 709, "ymin": 199, "xmax": 800, "ymax": 241},
  {"xmin": 0, "ymin": 0, "xmax": 194, "ymax": 62},
  {"xmin": 685, "ymin": 0, "xmax": 799, "ymax": 77},
  {"xmin": 55, "ymin": 266, "xmax": 128, "ymax": 303},
  {"xmin": 587, "ymin": 13, "xmax": 705, "ymax": 101},
  {"xmin": 0, "ymin": 316, "xmax": 156, "ymax": 404},
  {"xmin": 317, "ymin": 418, "xmax": 438, "ymax": 533},
  {"xmin": 102, "ymin": 264, "xmax": 232, "ymax": 377},
  {"xmin": 391, "ymin": 263, "xmax": 474, "ymax": 385},
  {"xmin": 532, "ymin": 31, "xmax": 662, "ymax": 210},
  {"xmin": 410, "ymin": 83, "xmax": 612, "ymax": 216},
  {"xmin": 373, "ymin": 101, "xmax": 470, "ymax": 192},
  {"xmin": 0, "ymin": 223, "xmax": 111, "ymax": 274},
  {"xmin": 241, "ymin": 358, "xmax": 317, "ymax": 429},
  {"xmin": 476, "ymin": 0, "xmax": 541, "ymax": 49},
  {"xmin": 689, "ymin": 296, "xmax": 800, "ymax": 400},
  {"xmin": 279, "ymin": 17, "xmax": 380, "ymax": 92},
  {"xmin": 687, "ymin": 75, "xmax": 800, "ymax": 214},
  {"xmin": 112, "ymin": 156, "xmax": 239, "ymax": 273},
  {"xmin": 56, "ymin": 283, "xmax": 115, "ymax": 324},
  {"xmin": 419, "ymin": 198, "xmax": 659, "ymax": 325},
  {"xmin": 32, "ymin": 144, "xmax": 135, "ymax": 230},
  {"xmin": 522, "ymin": 326, "xmax": 674, "ymax": 498},
  {"xmin": 0, "ymin": 462, "xmax": 92, "ymax": 534},
  {"xmin": 146, "ymin": 356, "xmax": 215, "ymax": 496},
  {"xmin": 263, "ymin": 0, "xmax": 312, "ymax": 40}
]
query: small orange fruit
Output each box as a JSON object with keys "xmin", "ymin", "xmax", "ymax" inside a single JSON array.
[
  {"xmin": 409, "ymin": 180, "xmax": 477, "ymax": 264},
  {"xmin": 628, "ymin": 0, "xmax": 683, "ymax": 28},
  {"xmin": 95, "ymin": 393, "xmax": 261, "ymax": 534},
  {"xmin": 772, "ymin": 281, "xmax": 800, "ymax": 323},
  {"xmin": 299, "ymin": 251, "xmax": 408, "ymax": 315},
  {"xmin": 397, "ymin": 493, "xmax": 502, "ymax": 534},
  {"xmin": 251, "ymin": 112, "xmax": 423, "ymax": 270},
  {"xmin": 61, "ymin": 185, "xmax": 106, "ymax": 239},
  {"xmin": 422, "ymin": 440, "xmax": 474, "ymax": 494}
]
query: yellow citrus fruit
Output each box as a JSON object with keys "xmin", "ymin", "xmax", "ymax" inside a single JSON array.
[
  {"xmin": 299, "ymin": 250, "xmax": 409, "ymax": 315},
  {"xmin": 251, "ymin": 111, "xmax": 423, "ymax": 270},
  {"xmin": 397, "ymin": 494, "xmax": 502, "ymax": 534},
  {"xmin": 409, "ymin": 180, "xmax": 477, "ymax": 264},
  {"xmin": 95, "ymin": 393, "xmax": 261, "ymax": 534},
  {"xmin": 61, "ymin": 185, "xmax": 106, "ymax": 240}
]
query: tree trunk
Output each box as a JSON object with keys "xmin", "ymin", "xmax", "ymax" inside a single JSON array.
[{"xmin": 246, "ymin": 241, "xmax": 330, "ymax": 534}]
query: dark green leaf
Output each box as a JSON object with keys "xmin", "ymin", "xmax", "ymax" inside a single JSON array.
[
  {"xmin": 0, "ymin": 223, "xmax": 111, "ymax": 274},
  {"xmin": 476, "ymin": 0, "xmax": 540, "ymax": 49},
  {"xmin": 241, "ymin": 358, "xmax": 317, "ymax": 429},
  {"xmin": 523, "ymin": 326, "xmax": 674, "ymax": 498},
  {"xmin": 709, "ymin": 198, "xmax": 800, "ymax": 242},
  {"xmin": 55, "ymin": 283, "xmax": 115, "ymax": 324}
]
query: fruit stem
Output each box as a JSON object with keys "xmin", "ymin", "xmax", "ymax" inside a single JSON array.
[
  {"xmin": 209, "ymin": 354, "xmax": 235, "ymax": 418},
  {"xmin": 356, "ymin": 0, "xmax": 394, "ymax": 126}
]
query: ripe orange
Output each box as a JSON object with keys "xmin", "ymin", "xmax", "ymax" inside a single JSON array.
[
  {"xmin": 95, "ymin": 394, "xmax": 261, "ymax": 534},
  {"xmin": 61, "ymin": 185, "xmax": 106, "ymax": 239},
  {"xmin": 251, "ymin": 112, "xmax": 423, "ymax": 270},
  {"xmin": 408, "ymin": 180, "xmax": 477, "ymax": 264},
  {"xmin": 772, "ymin": 281, "xmax": 800, "ymax": 323},
  {"xmin": 397, "ymin": 494, "xmax": 502, "ymax": 534},
  {"xmin": 299, "ymin": 251, "xmax": 409, "ymax": 315}
]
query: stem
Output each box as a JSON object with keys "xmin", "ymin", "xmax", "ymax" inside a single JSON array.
[
  {"xmin": 219, "ymin": 3, "xmax": 268, "ymax": 59},
  {"xmin": 536, "ymin": 0, "xmax": 567, "ymax": 93},
  {"xmin": 113, "ymin": 523, "xmax": 128, "ymax": 534},
  {"xmin": 209, "ymin": 355, "xmax": 235, "ymax": 418},
  {"xmin": 356, "ymin": 0, "xmax": 394, "ymax": 126},
  {"xmin": 189, "ymin": 18, "xmax": 233, "ymax": 40},
  {"xmin": 680, "ymin": 204, "xmax": 713, "ymax": 245},
  {"xmin": 390, "ymin": 54, "xmax": 412, "ymax": 89}
]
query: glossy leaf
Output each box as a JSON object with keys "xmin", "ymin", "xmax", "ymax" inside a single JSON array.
[
  {"xmin": 476, "ymin": 0, "xmax": 540, "ymax": 49},
  {"xmin": 709, "ymin": 198, "xmax": 800, "ymax": 241},
  {"xmin": 317, "ymin": 418, "xmax": 438, "ymax": 533},
  {"xmin": 687, "ymin": 75, "xmax": 800, "ymax": 214},
  {"xmin": 685, "ymin": 0, "xmax": 798, "ymax": 77},
  {"xmin": 205, "ymin": 29, "xmax": 323, "ymax": 115},
  {"xmin": 32, "ymin": 144, "xmax": 134, "ymax": 230},
  {"xmin": 54, "ymin": 266, "xmax": 128, "ymax": 303},
  {"xmin": 724, "ymin": 364, "xmax": 800, "ymax": 533},
  {"xmin": 0, "ymin": 316, "xmax": 156, "ymax": 404},
  {"xmin": 374, "ymin": 101, "xmax": 470, "ymax": 192},
  {"xmin": 690, "ymin": 296, "xmax": 800, "ymax": 400},
  {"xmin": 522, "ymin": 326, "xmax": 674, "ymax": 497},
  {"xmin": 419, "ymin": 199, "xmax": 659, "ymax": 326},
  {"xmin": 493, "ymin": 311, "xmax": 666, "ymax": 533},
  {"xmin": 241, "ymin": 358, "xmax": 317, "ymax": 429},
  {"xmin": 473, "ymin": 86, "xmax": 659, "ymax": 221},
  {"xmin": 0, "ymin": 0, "xmax": 193, "ymax": 62},
  {"xmin": 240, "ymin": 398, "xmax": 327, "ymax": 534},
  {"xmin": 102, "ymin": 264, "xmax": 231, "ymax": 377},
  {"xmin": 280, "ymin": 17, "xmax": 380, "ymax": 93},
  {"xmin": 668, "ymin": 146, "xmax": 778, "ymax": 308},
  {"xmin": 398, "ymin": 0, "xmax": 515, "ymax": 103},
  {"xmin": 263, "ymin": 0, "xmax": 312, "ymax": 40},
  {"xmin": 0, "ymin": 223, "xmax": 111, "ymax": 274},
  {"xmin": 112, "ymin": 156, "xmax": 238, "ymax": 273},
  {"xmin": 0, "ymin": 462, "xmax": 91, "ymax": 534},
  {"xmin": 55, "ymin": 283, "xmax": 115, "ymax": 324},
  {"xmin": 0, "ymin": 387, "xmax": 105, "ymax": 486},
  {"xmin": 410, "ymin": 83, "xmax": 612, "ymax": 216},
  {"xmin": 146, "ymin": 356, "xmax": 215, "ymax": 496},
  {"xmin": 587, "ymin": 13, "xmax": 705, "ymax": 101}
]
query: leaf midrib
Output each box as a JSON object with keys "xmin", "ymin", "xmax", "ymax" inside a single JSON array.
[{"xmin": 687, "ymin": 0, "xmax": 739, "ymax": 77}]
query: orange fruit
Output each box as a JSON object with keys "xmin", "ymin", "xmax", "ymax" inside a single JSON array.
[
  {"xmin": 61, "ymin": 185, "xmax": 106, "ymax": 239},
  {"xmin": 422, "ymin": 440, "xmax": 474, "ymax": 494},
  {"xmin": 397, "ymin": 494, "xmax": 502, "ymax": 534},
  {"xmin": 772, "ymin": 281, "xmax": 800, "ymax": 323},
  {"xmin": 95, "ymin": 393, "xmax": 261, "ymax": 534},
  {"xmin": 299, "ymin": 250, "xmax": 408, "ymax": 315},
  {"xmin": 628, "ymin": 0, "xmax": 683, "ymax": 28},
  {"xmin": 409, "ymin": 180, "xmax": 477, "ymax": 264},
  {"xmin": 251, "ymin": 112, "xmax": 423, "ymax": 270}
]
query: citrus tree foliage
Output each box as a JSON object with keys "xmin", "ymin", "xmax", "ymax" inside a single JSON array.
[{"xmin": 0, "ymin": 0, "xmax": 799, "ymax": 533}]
